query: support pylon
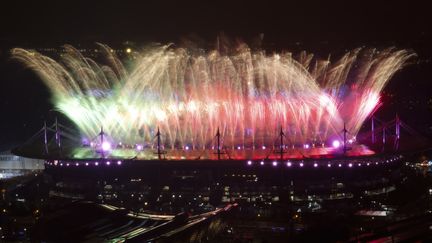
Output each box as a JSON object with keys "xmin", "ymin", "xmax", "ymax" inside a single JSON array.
[
  {"xmin": 342, "ymin": 123, "xmax": 348, "ymax": 155},
  {"xmin": 154, "ymin": 127, "xmax": 166, "ymax": 159},
  {"xmin": 214, "ymin": 127, "xmax": 226, "ymax": 160},
  {"xmin": 43, "ymin": 121, "xmax": 49, "ymax": 155},
  {"xmin": 273, "ymin": 126, "xmax": 287, "ymax": 160},
  {"xmin": 55, "ymin": 117, "xmax": 62, "ymax": 155},
  {"xmin": 371, "ymin": 116, "xmax": 375, "ymax": 144}
]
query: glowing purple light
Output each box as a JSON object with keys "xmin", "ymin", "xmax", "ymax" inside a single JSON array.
[
  {"xmin": 304, "ymin": 144, "xmax": 310, "ymax": 149},
  {"xmin": 95, "ymin": 162, "xmax": 99, "ymax": 166},
  {"xmin": 327, "ymin": 163, "xmax": 332, "ymax": 167},
  {"xmin": 185, "ymin": 146, "xmax": 190, "ymax": 150},
  {"xmin": 117, "ymin": 160, "xmax": 122, "ymax": 165},
  {"xmin": 106, "ymin": 161, "xmax": 111, "ymax": 165},
  {"xmin": 237, "ymin": 146, "xmax": 242, "ymax": 150},
  {"xmin": 299, "ymin": 162, "xmax": 304, "ymax": 167},
  {"xmin": 85, "ymin": 162, "xmax": 89, "ymax": 166},
  {"xmin": 358, "ymin": 163, "xmax": 361, "ymax": 166},
  {"xmin": 66, "ymin": 163, "xmax": 70, "ymax": 167},
  {"xmin": 348, "ymin": 163, "xmax": 353, "ymax": 167},
  {"xmin": 313, "ymin": 163, "xmax": 318, "ymax": 168},
  {"xmin": 286, "ymin": 161, "xmax": 292, "ymax": 167},
  {"xmin": 260, "ymin": 161, "xmax": 265, "ymax": 166},
  {"xmin": 75, "ymin": 163, "xmax": 79, "ymax": 166},
  {"xmin": 367, "ymin": 163, "xmax": 370, "ymax": 166},
  {"xmin": 332, "ymin": 140, "xmax": 341, "ymax": 148},
  {"xmin": 136, "ymin": 144, "xmax": 143, "ymax": 150},
  {"xmin": 272, "ymin": 161, "xmax": 278, "ymax": 166},
  {"xmin": 247, "ymin": 160, "xmax": 252, "ymax": 165},
  {"xmin": 102, "ymin": 141, "xmax": 111, "ymax": 151},
  {"xmin": 338, "ymin": 163, "xmax": 342, "ymax": 167},
  {"xmin": 262, "ymin": 145, "xmax": 266, "ymax": 150}
]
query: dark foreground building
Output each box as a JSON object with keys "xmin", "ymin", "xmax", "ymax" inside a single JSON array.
[{"xmin": 35, "ymin": 154, "xmax": 426, "ymax": 242}]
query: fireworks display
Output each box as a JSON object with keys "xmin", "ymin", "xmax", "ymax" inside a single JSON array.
[{"xmin": 12, "ymin": 43, "xmax": 413, "ymax": 152}]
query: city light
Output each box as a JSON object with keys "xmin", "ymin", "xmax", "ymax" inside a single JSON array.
[
  {"xmin": 102, "ymin": 142, "xmax": 111, "ymax": 151},
  {"xmin": 332, "ymin": 140, "xmax": 341, "ymax": 148}
]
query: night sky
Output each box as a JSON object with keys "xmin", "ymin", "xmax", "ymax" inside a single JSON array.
[{"xmin": 0, "ymin": 0, "xmax": 431, "ymax": 149}]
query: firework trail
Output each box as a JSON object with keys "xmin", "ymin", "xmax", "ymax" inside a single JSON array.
[{"xmin": 11, "ymin": 43, "xmax": 414, "ymax": 150}]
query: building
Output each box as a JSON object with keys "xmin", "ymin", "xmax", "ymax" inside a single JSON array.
[{"xmin": 0, "ymin": 150, "xmax": 44, "ymax": 179}]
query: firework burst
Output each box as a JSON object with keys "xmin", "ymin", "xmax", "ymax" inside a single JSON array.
[{"xmin": 12, "ymin": 43, "xmax": 414, "ymax": 150}]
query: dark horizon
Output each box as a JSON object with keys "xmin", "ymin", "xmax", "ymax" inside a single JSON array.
[{"xmin": 1, "ymin": 1, "xmax": 431, "ymax": 43}]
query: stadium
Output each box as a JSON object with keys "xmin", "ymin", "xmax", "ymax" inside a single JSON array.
[
  {"xmin": 8, "ymin": 43, "xmax": 432, "ymax": 242},
  {"xmin": 11, "ymin": 43, "xmax": 419, "ymax": 165}
]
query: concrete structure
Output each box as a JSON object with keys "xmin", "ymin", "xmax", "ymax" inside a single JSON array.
[{"xmin": 0, "ymin": 150, "xmax": 44, "ymax": 179}]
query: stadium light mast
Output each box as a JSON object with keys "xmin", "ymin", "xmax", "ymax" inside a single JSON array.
[
  {"xmin": 371, "ymin": 116, "xmax": 375, "ymax": 144},
  {"xmin": 278, "ymin": 126, "xmax": 287, "ymax": 160},
  {"xmin": 395, "ymin": 114, "xmax": 400, "ymax": 140},
  {"xmin": 99, "ymin": 126, "xmax": 105, "ymax": 157},
  {"xmin": 43, "ymin": 121, "xmax": 49, "ymax": 155},
  {"xmin": 342, "ymin": 123, "xmax": 348, "ymax": 155},
  {"xmin": 153, "ymin": 127, "xmax": 166, "ymax": 160},
  {"xmin": 214, "ymin": 127, "xmax": 226, "ymax": 160},
  {"xmin": 55, "ymin": 117, "xmax": 61, "ymax": 152},
  {"xmin": 394, "ymin": 114, "xmax": 400, "ymax": 151},
  {"xmin": 216, "ymin": 127, "xmax": 221, "ymax": 160},
  {"xmin": 156, "ymin": 127, "xmax": 161, "ymax": 158}
]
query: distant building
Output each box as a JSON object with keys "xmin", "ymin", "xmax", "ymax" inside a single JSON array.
[{"xmin": 0, "ymin": 150, "xmax": 44, "ymax": 179}]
